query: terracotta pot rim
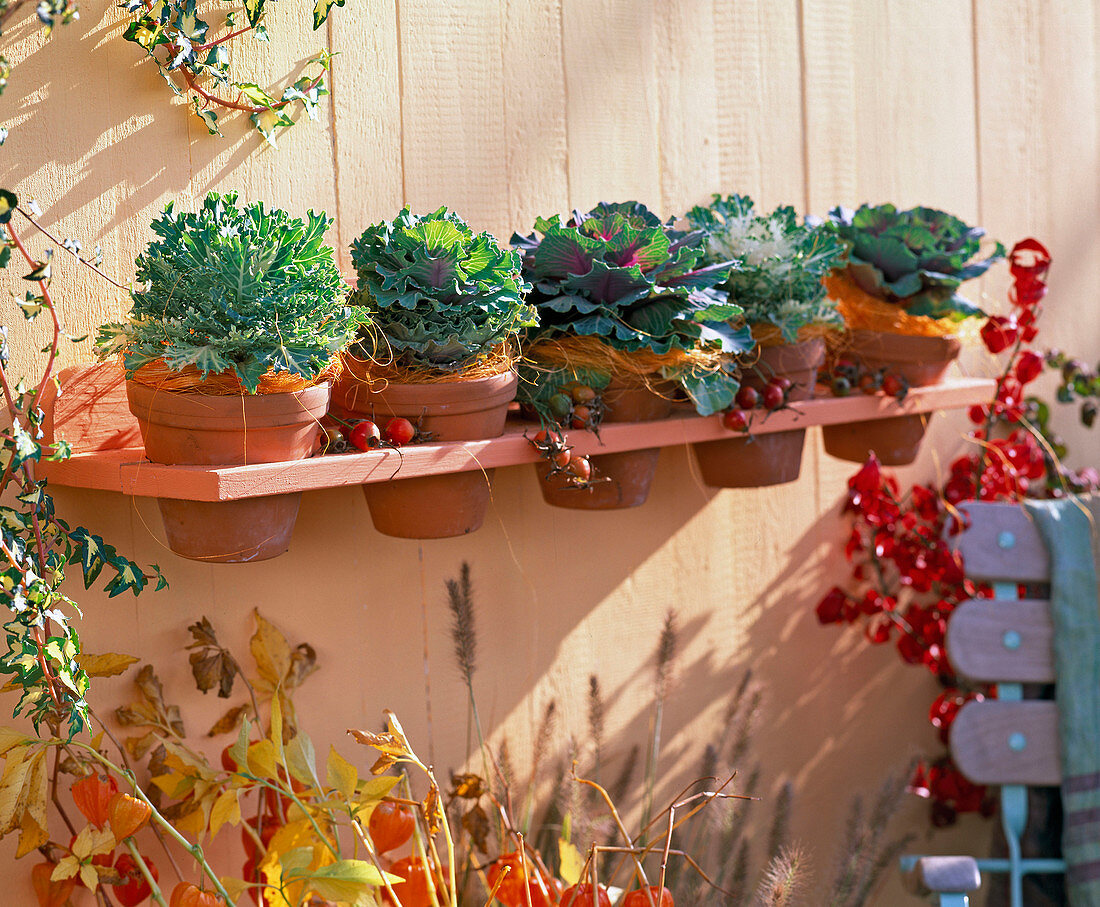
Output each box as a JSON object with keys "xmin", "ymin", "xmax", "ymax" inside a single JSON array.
[
  {"xmin": 845, "ymin": 329, "xmax": 962, "ymax": 358},
  {"xmin": 335, "ymin": 369, "xmax": 518, "ymax": 412},
  {"xmin": 127, "ymin": 380, "xmax": 330, "ymax": 430}
]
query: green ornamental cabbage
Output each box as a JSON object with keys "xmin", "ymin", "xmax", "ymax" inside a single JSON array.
[
  {"xmin": 350, "ymin": 206, "xmax": 536, "ymax": 370},
  {"xmin": 513, "ymin": 201, "xmax": 752, "ymax": 415},
  {"xmin": 829, "ymin": 203, "xmax": 1005, "ymax": 320},
  {"xmin": 96, "ymin": 191, "xmax": 356, "ymax": 393},
  {"xmin": 688, "ymin": 194, "xmax": 847, "ymax": 343}
]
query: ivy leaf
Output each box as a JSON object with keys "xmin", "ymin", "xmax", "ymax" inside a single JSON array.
[
  {"xmin": 237, "ymin": 82, "xmax": 278, "ymax": 107},
  {"xmin": 241, "ymin": 0, "xmax": 265, "ymax": 28},
  {"xmin": 190, "ymin": 98, "xmax": 219, "ymax": 135},
  {"xmin": 250, "ymin": 107, "xmax": 293, "ymax": 147},
  {"xmin": 103, "ymin": 558, "xmax": 146, "ymax": 598},
  {"xmin": 0, "ymin": 189, "xmax": 17, "ymax": 224},
  {"xmin": 312, "ymin": 0, "xmax": 344, "ymax": 30},
  {"xmin": 22, "ymin": 251, "xmax": 51, "ymax": 282}
]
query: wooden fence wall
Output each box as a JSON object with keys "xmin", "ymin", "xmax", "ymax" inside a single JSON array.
[{"xmin": 1, "ymin": 1, "xmax": 1098, "ymax": 903}]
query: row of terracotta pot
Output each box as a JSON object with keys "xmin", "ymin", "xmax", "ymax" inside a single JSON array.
[{"xmin": 127, "ymin": 329, "xmax": 959, "ymax": 563}]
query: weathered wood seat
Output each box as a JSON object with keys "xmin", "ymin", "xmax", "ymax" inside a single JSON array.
[{"xmin": 902, "ymin": 501, "xmax": 1066, "ymax": 906}]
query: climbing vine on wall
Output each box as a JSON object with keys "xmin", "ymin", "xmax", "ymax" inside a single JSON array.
[{"xmin": 121, "ymin": 0, "xmax": 344, "ymax": 145}]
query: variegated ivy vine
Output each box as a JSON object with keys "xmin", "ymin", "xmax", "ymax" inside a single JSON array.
[{"xmin": 121, "ymin": 0, "xmax": 344, "ymax": 145}]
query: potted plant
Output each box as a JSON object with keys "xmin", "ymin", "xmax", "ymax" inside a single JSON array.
[
  {"xmin": 820, "ymin": 203, "xmax": 1004, "ymax": 464},
  {"xmin": 684, "ymin": 194, "xmax": 847, "ymax": 487},
  {"xmin": 336, "ymin": 206, "xmax": 536, "ymax": 538},
  {"xmin": 513, "ymin": 201, "xmax": 749, "ymax": 509},
  {"xmin": 96, "ymin": 191, "xmax": 356, "ymax": 563}
]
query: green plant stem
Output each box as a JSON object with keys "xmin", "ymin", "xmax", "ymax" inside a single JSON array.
[
  {"xmin": 254, "ymin": 776, "xmax": 340, "ymax": 860},
  {"xmin": 125, "ymin": 838, "xmax": 168, "ymax": 907},
  {"xmin": 66, "ymin": 743, "xmax": 234, "ymax": 905}
]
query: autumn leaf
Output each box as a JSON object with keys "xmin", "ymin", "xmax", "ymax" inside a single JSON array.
[
  {"xmin": 558, "ymin": 838, "xmax": 584, "ymax": 886},
  {"xmin": 76, "ymin": 652, "xmax": 139, "ymax": 678},
  {"xmin": 461, "ymin": 802, "xmax": 490, "ymax": 854},
  {"xmin": 250, "ymin": 610, "xmax": 292, "ymax": 688},
  {"xmin": 206, "ymin": 704, "xmax": 248, "ymax": 737},
  {"xmin": 449, "ymin": 772, "xmax": 485, "ymax": 800},
  {"xmin": 286, "ymin": 858, "xmax": 395, "ymax": 901},
  {"xmin": 187, "ymin": 617, "xmax": 240, "ymax": 698},
  {"xmin": 325, "ymin": 747, "xmax": 357, "ymax": 801},
  {"xmin": 209, "ymin": 788, "xmax": 240, "ymax": 837}
]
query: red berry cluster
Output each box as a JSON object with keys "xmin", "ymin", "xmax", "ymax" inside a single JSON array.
[
  {"xmin": 814, "ymin": 238, "xmax": 1100, "ymax": 826},
  {"xmin": 720, "ymin": 376, "xmax": 793, "ymax": 432},
  {"xmin": 319, "ymin": 416, "xmax": 422, "ymax": 453}
]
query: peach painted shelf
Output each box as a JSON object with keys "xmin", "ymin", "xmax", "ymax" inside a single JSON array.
[{"xmin": 40, "ymin": 377, "xmax": 995, "ymax": 503}]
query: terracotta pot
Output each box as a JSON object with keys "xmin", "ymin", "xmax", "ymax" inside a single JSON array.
[
  {"xmin": 332, "ymin": 371, "xmax": 517, "ymax": 539},
  {"xmin": 691, "ymin": 338, "xmax": 825, "ymax": 488},
  {"xmin": 822, "ymin": 329, "xmax": 960, "ymax": 465},
  {"xmin": 837, "ymin": 329, "xmax": 961, "ymax": 387},
  {"xmin": 537, "ymin": 381, "xmax": 673, "ymax": 510},
  {"xmin": 126, "ymin": 381, "xmax": 329, "ymax": 563}
]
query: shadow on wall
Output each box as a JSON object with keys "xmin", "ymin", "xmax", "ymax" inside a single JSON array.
[{"xmin": 0, "ymin": 3, "xmax": 324, "ymax": 239}]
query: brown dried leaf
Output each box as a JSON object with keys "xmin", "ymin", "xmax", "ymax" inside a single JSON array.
[
  {"xmin": 460, "ymin": 802, "xmax": 489, "ymax": 854},
  {"xmin": 286, "ymin": 643, "xmax": 318, "ymax": 690},
  {"xmin": 123, "ymin": 732, "xmax": 158, "ymax": 762},
  {"xmin": 189, "ymin": 650, "xmax": 237, "ymax": 699},
  {"xmin": 206, "ymin": 705, "xmax": 249, "ymax": 738},
  {"xmin": 423, "ymin": 784, "xmax": 441, "ymax": 836},
  {"xmin": 134, "ymin": 666, "xmax": 185, "ymax": 737},
  {"xmin": 449, "ymin": 773, "xmax": 485, "ymax": 800},
  {"xmin": 187, "ymin": 617, "xmax": 221, "ymax": 649},
  {"xmin": 368, "ymin": 754, "xmax": 398, "ymax": 776}
]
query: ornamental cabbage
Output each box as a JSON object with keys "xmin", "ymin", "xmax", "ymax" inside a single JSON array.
[
  {"xmin": 687, "ymin": 194, "xmax": 846, "ymax": 343},
  {"xmin": 828, "ymin": 203, "xmax": 1005, "ymax": 319},
  {"xmin": 350, "ymin": 206, "xmax": 535, "ymax": 370},
  {"xmin": 96, "ymin": 192, "xmax": 356, "ymax": 393},
  {"xmin": 513, "ymin": 202, "xmax": 751, "ymax": 415}
]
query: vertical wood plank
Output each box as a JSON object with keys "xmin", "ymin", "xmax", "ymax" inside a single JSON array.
[
  {"xmin": 655, "ymin": 0, "xmax": 720, "ymax": 219},
  {"xmin": 973, "ymin": 0, "xmax": 1100, "ymax": 459},
  {"xmin": 329, "ymin": 0, "xmax": 404, "ymax": 271},
  {"xmin": 397, "ymin": 0, "xmax": 508, "ymax": 238},
  {"xmin": 799, "ymin": 0, "xmax": 857, "ymax": 213},
  {"xmin": 561, "ymin": 0, "xmax": 660, "ymax": 209},
  {"xmin": 851, "ymin": 0, "xmax": 978, "ymax": 216},
  {"xmin": 712, "ymin": 0, "xmax": 805, "ymax": 210},
  {"xmin": 501, "ymin": 0, "xmax": 569, "ymax": 231}
]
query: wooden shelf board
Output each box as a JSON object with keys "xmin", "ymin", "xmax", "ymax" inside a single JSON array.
[{"xmin": 39, "ymin": 377, "xmax": 995, "ymax": 502}]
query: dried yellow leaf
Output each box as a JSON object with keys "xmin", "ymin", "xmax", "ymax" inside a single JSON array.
[{"xmin": 77, "ymin": 652, "xmax": 139, "ymax": 678}]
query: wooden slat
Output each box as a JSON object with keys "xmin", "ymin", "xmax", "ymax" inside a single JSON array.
[
  {"xmin": 561, "ymin": 0, "xmax": 659, "ymax": 208},
  {"xmin": 501, "ymin": 0, "xmax": 569, "ymax": 229},
  {"xmin": 799, "ymin": 0, "xmax": 857, "ymax": 213},
  {"xmin": 951, "ymin": 700, "xmax": 1061, "ymax": 786},
  {"xmin": 397, "ymin": 1, "xmax": 508, "ymax": 237},
  {"xmin": 955, "ymin": 502, "xmax": 1050, "ymax": 584},
  {"xmin": 39, "ymin": 362, "xmax": 141, "ymax": 452},
  {"xmin": 656, "ymin": 1, "xmax": 719, "ymax": 217},
  {"xmin": 946, "ymin": 598, "xmax": 1055, "ymax": 683},
  {"xmin": 712, "ymin": 0, "xmax": 804, "ymax": 210},
  {"xmin": 37, "ymin": 377, "xmax": 996, "ymax": 501},
  {"xmin": 328, "ymin": 0, "xmax": 403, "ymax": 271}
]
